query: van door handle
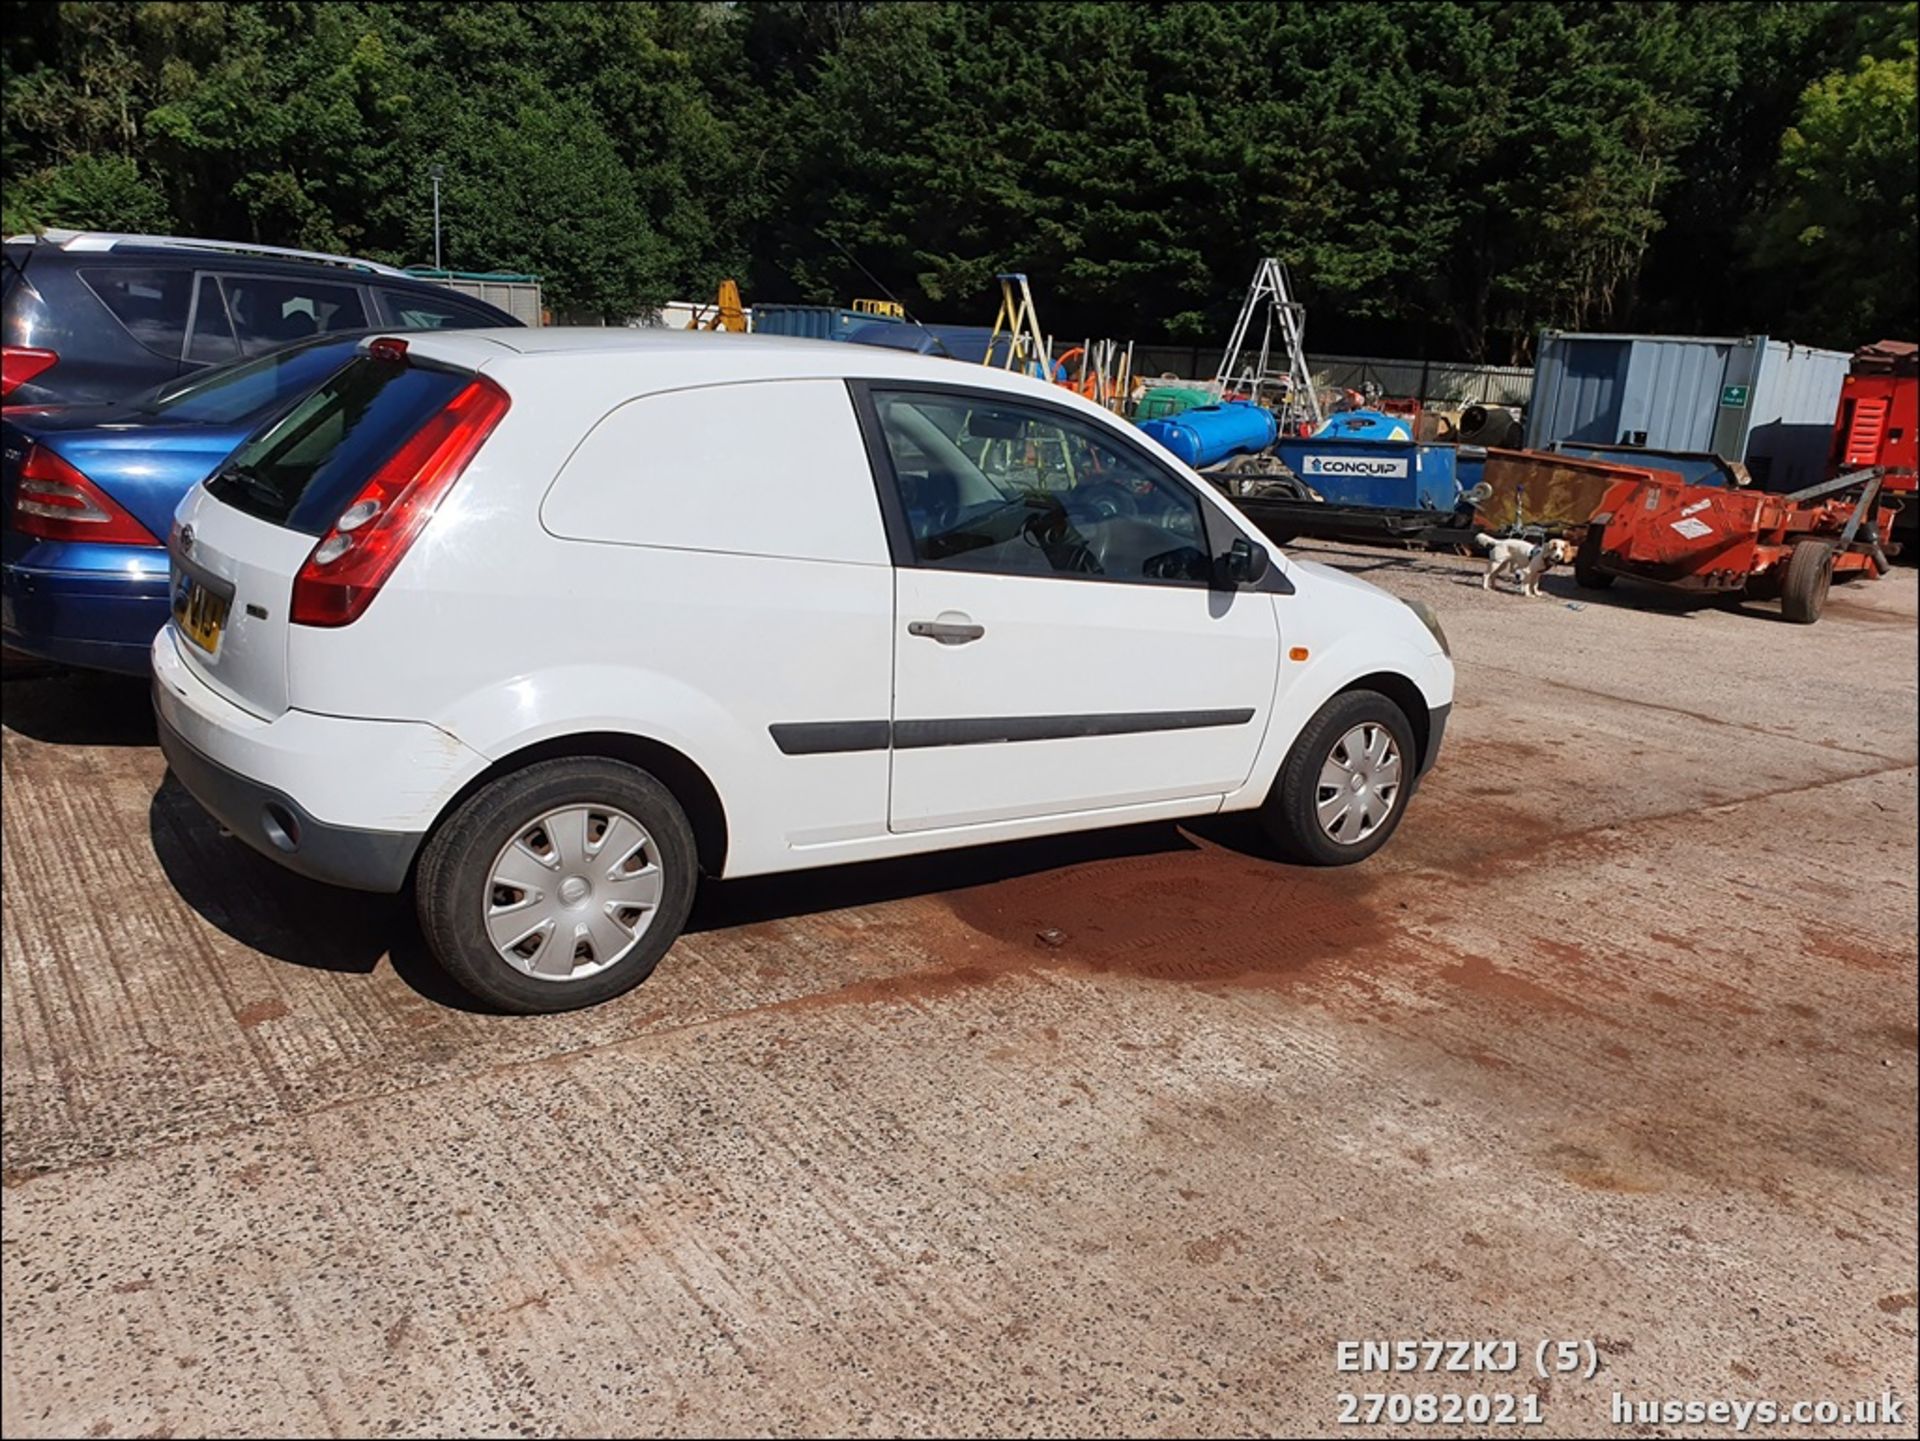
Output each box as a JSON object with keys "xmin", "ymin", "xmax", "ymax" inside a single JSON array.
[{"xmin": 908, "ymin": 619, "xmax": 985, "ymax": 645}]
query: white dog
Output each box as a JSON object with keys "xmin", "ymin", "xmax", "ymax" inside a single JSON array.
[{"xmin": 1476, "ymin": 533, "xmax": 1573, "ymax": 596}]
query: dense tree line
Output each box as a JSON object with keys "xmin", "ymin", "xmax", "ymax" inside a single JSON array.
[{"xmin": 3, "ymin": 1, "xmax": 1913, "ymax": 361}]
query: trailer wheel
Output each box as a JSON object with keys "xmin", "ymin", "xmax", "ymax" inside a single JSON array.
[
  {"xmin": 1780, "ymin": 540, "xmax": 1835, "ymax": 624},
  {"xmin": 1574, "ymin": 524, "xmax": 1614, "ymax": 589}
]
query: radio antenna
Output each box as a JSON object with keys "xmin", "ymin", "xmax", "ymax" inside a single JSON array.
[{"xmin": 826, "ymin": 234, "xmax": 953, "ymax": 360}]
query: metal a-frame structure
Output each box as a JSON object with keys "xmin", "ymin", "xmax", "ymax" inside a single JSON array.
[
  {"xmin": 1214, "ymin": 258, "xmax": 1323, "ymax": 432},
  {"xmin": 983, "ymin": 273, "xmax": 1053, "ymax": 378}
]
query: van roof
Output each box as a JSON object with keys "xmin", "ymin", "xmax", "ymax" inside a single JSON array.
[
  {"xmin": 409, "ymin": 327, "xmax": 877, "ymax": 358},
  {"xmin": 393, "ymin": 326, "xmax": 1084, "ymax": 403}
]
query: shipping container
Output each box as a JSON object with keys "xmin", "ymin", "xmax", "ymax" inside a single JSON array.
[
  {"xmin": 749, "ymin": 304, "xmax": 907, "ymax": 343},
  {"xmin": 1525, "ymin": 332, "xmax": 1850, "ymax": 492},
  {"xmin": 404, "ymin": 267, "xmax": 543, "ymax": 325}
]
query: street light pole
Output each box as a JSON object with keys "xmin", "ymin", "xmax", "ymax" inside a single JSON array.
[{"xmin": 430, "ymin": 165, "xmax": 444, "ymax": 271}]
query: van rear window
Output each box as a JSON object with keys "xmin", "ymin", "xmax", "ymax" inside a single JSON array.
[{"xmin": 207, "ymin": 355, "xmax": 467, "ymax": 534}]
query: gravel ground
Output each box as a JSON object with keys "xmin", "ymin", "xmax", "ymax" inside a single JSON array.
[{"xmin": 3, "ymin": 543, "xmax": 1915, "ymax": 1438}]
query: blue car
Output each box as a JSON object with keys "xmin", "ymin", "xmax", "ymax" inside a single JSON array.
[{"xmin": 2, "ymin": 333, "xmax": 366, "ymax": 673}]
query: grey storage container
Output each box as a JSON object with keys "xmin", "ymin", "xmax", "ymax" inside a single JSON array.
[
  {"xmin": 404, "ymin": 268, "xmax": 544, "ymax": 326},
  {"xmin": 1525, "ymin": 332, "xmax": 1850, "ymax": 490}
]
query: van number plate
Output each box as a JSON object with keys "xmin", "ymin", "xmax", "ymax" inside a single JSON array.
[{"xmin": 173, "ymin": 574, "xmax": 231, "ymax": 654}]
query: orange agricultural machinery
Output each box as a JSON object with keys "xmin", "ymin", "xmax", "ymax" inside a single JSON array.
[
  {"xmin": 1830, "ymin": 339, "xmax": 1916, "ymax": 542},
  {"xmin": 1574, "ymin": 464, "xmax": 1899, "ymax": 624}
]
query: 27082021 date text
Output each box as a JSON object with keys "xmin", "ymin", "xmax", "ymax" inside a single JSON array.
[{"xmin": 1337, "ymin": 1392, "xmax": 1546, "ymax": 1426}]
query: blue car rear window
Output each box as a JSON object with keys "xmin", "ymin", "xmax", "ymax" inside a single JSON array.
[{"xmin": 206, "ymin": 356, "xmax": 466, "ymax": 534}]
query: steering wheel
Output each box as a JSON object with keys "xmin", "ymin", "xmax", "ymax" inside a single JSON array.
[
  {"xmin": 1068, "ymin": 480, "xmax": 1141, "ymax": 523},
  {"xmin": 1141, "ymin": 545, "xmax": 1208, "ymax": 582},
  {"xmin": 1021, "ymin": 504, "xmax": 1101, "ymax": 573}
]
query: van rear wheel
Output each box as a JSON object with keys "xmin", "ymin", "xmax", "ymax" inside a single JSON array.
[{"xmin": 416, "ymin": 758, "xmax": 698, "ymax": 1013}]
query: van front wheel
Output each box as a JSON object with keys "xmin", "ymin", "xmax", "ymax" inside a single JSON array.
[
  {"xmin": 1260, "ymin": 690, "xmax": 1417, "ymax": 866},
  {"xmin": 416, "ymin": 758, "xmax": 699, "ymax": 1013}
]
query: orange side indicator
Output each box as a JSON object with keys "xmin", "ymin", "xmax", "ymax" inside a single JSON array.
[{"xmin": 1288, "ymin": 646, "xmax": 1310, "ymax": 662}]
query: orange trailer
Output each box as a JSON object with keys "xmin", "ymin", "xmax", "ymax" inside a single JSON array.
[{"xmin": 1574, "ymin": 466, "xmax": 1898, "ymax": 624}]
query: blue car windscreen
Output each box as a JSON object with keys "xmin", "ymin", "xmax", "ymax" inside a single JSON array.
[{"xmin": 137, "ymin": 339, "xmax": 363, "ymax": 427}]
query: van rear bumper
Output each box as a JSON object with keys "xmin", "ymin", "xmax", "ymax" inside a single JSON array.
[
  {"xmin": 150, "ymin": 625, "xmax": 485, "ymax": 892},
  {"xmin": 156, "ymin": 707, "xmax": 423, "ymax": 892}
]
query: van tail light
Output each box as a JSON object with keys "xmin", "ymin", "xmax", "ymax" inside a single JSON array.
[
  {"xmin": 10, "ymin": 444, "xmax": 159, "ymax": 544},
  {"xmin": 290, "ymin": 375, "xmax": 510, "ymax": 627},
  {"xmin": 2, "ymin": 346, "xmax": 59, "ymax": 399}
]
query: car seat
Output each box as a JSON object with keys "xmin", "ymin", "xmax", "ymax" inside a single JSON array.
[{"xmin": 903, "ymin": 466, "xmax": 960, "ymax": 544}]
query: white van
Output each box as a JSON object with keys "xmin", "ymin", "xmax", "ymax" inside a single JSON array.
[{"xmin": 154, "ymin": 330, "xmax": 1454, "ymax": 1011}]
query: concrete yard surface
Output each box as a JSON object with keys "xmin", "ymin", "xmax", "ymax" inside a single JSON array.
[{"xmin": 3, "ymin": 546, "xmax": 1916, "ymax": 1437}]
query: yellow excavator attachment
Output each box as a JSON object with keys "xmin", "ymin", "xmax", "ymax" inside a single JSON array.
[{"xmin": 688, "ymin": 279, "xmax": 747, "ymax": 333}]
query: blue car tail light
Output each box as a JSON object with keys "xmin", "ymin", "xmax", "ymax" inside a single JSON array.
[{"xmin": 11, "ymin": 443, "xmax": 159, "ymax": 546}]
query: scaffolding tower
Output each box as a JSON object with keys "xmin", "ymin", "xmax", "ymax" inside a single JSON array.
[{"xmin": 1214, "ymin": 258, "xmax": 1323, "ymax": 432}]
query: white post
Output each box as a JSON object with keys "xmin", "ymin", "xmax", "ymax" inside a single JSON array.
[{"xmin": 430, "ymin": 165, "xmax": 444, "ymax": 271}]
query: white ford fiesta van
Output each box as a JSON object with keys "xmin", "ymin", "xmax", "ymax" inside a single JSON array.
[{"xmin": 154, "ymin": 330, "xmax": 1453, "ymax": 1012}]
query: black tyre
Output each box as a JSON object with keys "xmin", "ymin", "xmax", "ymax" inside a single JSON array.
[
  {"xmin": 1574, "ymin": 524, "xmax": 1614, "ymax": 589},
  {"xmin": 416, "ymin": 758, "xmax": 699, "ymax": 1013},
  {"xmin": 1779, "ymin": 539, "xmax": 1835, "ymax": 624},
  {"xmin": 1260, "ymin": 690, "xmax": 1418, "ymax": 866}
]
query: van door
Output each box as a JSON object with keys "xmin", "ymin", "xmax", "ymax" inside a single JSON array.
[{"xmin": 863, "ymin": 385, "xmax": 1280, "ymax": 833}]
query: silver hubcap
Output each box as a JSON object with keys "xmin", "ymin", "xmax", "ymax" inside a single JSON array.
[
  {"xmin": 484, "ymin": 804, "xmax": 664, "ymax": 982},
  {"xmin": 1316, "ymin": 723, "xmax": 1402, "ymax": 844}
]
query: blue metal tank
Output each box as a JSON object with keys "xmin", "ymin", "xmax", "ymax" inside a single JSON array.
[
  {"xmin": 1137, "ymin": 401, "xmax": 1278, "ymax": 469},
  {"xmin": 1313, "ymin": 409, "xmax": 1415, "ymax": 442}
]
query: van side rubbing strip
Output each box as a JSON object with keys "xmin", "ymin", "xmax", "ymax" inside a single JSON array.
[
  {"xmin": 768, "ymin": 721, "xmax": 893, "ymax": 755},
  {"xmin": 770, "ymin": 708, "xmax": 1255, "ymax": 755},
  {"xmin": 895, "ymin": 709, "xmax": 1255, "ymax": 747}
]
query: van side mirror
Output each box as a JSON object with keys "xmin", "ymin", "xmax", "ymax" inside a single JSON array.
[{"xmin": 1218, "ymin": 536, "xmax": 1270, "ymax": 589}]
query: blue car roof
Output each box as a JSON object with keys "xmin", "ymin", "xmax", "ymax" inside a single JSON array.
[{"xmin": 8, "ymin": 334, "xmax": 366, "ymax": 438}]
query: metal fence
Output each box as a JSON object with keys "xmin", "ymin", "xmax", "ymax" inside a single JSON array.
[
  {"xmin": 1130, "ymin": 345, "xmax": 1534, "ymax": 409},
  {"xmin": 1313, "ymin": 353, "xmax": 1534, "ymax": 408}
]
